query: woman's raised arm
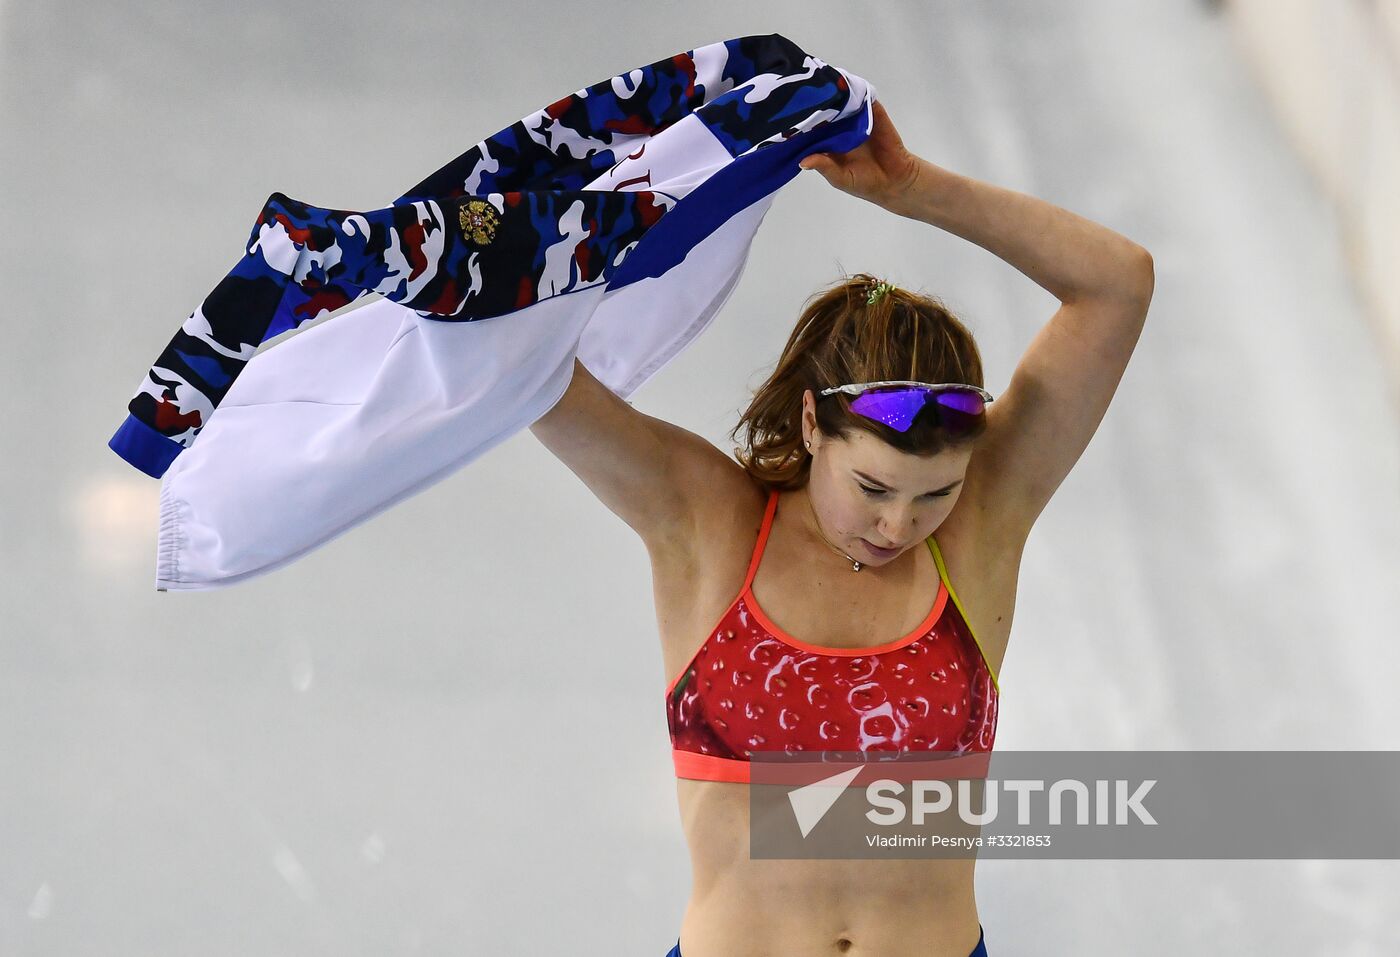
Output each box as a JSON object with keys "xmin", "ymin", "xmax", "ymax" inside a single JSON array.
[
  {"xmin": 529, "ymin": 357, "xmax": 740, "ymax": 550},
  {"xmin": 885, "ymin": 156, "xmax": 1155, "ymax": 540},
  {"xmin": 801, "ymin": 102, "xmax": 1154, "ymax": 541}
]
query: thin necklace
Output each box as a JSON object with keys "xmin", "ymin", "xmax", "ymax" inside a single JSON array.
[{"xmin": 801, "ymin": 489, "xmax": 863, "ymax": 572}]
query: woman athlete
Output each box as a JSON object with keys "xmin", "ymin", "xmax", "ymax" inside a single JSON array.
[{"xmin": 529, "ymin": 99, "xmax": 1155, "ymax": 957}]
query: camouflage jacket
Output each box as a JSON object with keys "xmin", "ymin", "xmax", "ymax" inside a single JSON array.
[{"xmin": 107, "ymin": 33, "xmax": 876, "ymax": 590}]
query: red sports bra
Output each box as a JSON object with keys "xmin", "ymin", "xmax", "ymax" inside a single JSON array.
[{"xmin": 666, "ymin": 488, "xmax": 1000, "ymax": 783}]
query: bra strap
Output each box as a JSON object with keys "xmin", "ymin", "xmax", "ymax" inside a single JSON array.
[
  {"xmin": 742, "ymin": 489, "xmax": 781, "ymax": 592},
  {"xmin": 927, "ymin": 534, "xmax": 1001, "ymax": 695}
]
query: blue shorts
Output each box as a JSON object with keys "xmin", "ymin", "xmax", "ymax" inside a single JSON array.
[{"xmin": 665, "ymin": 925, "xmax": 987, "ymax": 956}]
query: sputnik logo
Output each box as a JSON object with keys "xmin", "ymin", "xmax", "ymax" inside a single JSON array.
[{"xmin": 787, "ymin": 766, "xmax": 864, "ymax": 838}]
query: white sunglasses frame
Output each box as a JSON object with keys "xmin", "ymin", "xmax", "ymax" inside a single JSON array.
[{"xmin": 817, "ymin": 380, "xmax": 996, "ymax": 403}]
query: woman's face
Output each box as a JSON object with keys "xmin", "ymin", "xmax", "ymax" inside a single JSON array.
[{"xmin": 800, "ymin": 389, "xmax": 973, "ymax": 565}]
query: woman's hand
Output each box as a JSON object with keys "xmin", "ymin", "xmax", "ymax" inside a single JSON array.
[{"xmin": 798, "ymin": 99, "xmax": 923, "ymax": 211}]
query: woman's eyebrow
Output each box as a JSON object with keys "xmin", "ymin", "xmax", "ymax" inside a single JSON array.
[{"xmin": 853, "ymin": 470, "xmax": 963, "ymax": 495}]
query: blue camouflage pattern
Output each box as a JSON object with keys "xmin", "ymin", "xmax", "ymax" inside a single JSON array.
[{"xmin": 110, "ymin": 33, "xmax": 859, "ymax": 477}]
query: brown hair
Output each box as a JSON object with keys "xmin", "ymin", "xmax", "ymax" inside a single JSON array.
[{"xmin": 730, "ymin": 272, "xmax": 985, "ymax": 491}]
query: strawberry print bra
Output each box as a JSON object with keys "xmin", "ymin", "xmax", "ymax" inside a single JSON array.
[{"xmin": 666, "ymin": 488, "xmax": 1000, "ymax": 783}]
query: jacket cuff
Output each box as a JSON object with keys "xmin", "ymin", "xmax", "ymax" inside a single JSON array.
[{"xmin": 108, "ymin": 413, "xmax": 183, "ymax": 479}]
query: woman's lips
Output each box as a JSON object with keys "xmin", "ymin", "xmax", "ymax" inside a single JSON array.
[{"xmin": 861, "ymin": 538, "xmax": 899, "ymax": 558}]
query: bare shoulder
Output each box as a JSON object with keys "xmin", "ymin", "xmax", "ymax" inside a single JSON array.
[
  {"xmin": 931, "ymin": 425, "xmax": 1038, "ymax": 678},
  {"xmin": 642, "ymin": 421, "xmax": 767, "ymax": 568},
  {"xmin": 948, "ymin": 402, "xmax": 1040, "ymax": 561},
  {"xmin": 530, "ymin": 358, "xmax": 763, "ymax": 551},
  {"xmin": 644, "ymin": 434, "xmax": 767, "ymax": 683}
]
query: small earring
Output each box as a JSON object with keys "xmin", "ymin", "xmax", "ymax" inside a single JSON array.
[{"xmin": 805, "ymin": 440, "xmax": 812, "ymax": 450}]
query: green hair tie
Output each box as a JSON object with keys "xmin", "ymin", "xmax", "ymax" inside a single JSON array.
[{"xmin": 866, "ymin": 281, "xmax": 895, "ymax": 305}]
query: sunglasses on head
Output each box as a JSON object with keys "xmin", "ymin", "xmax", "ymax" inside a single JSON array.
[{"xmin": 818, "ymin": 380, "xmax": 994, "ymax": 435}]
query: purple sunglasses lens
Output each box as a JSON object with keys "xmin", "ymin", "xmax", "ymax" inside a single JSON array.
[
  {"xmin": 934, "ymin": 390, "xmax": 986, "ymax": 415},
  {"xmin": 847, "ymin": 388, "xmax": 985, "ymax": 433},
  {"xmin": 848, "ymin": 390, "xmax": 927, "ymax": 431}
]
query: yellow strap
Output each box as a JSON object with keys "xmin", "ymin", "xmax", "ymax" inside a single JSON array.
[{"xmin": 926, "ymin": 536, "xmax": 1001, "ymax": 695}]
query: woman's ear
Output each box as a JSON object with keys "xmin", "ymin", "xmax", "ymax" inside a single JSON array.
[{"xmin": 801, "ymin": 390, "xmax": 819, "ymax": 448}]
